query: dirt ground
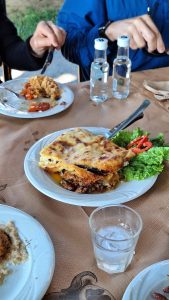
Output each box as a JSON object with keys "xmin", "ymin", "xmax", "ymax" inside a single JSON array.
[{"xmin": 6, "ymin": 0, "xmax": 63, "ymax": 14}]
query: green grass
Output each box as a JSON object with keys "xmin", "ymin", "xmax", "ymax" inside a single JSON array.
[{"xmin": 10, "ymin": 7, "xmax": 58, "ymax": 40}]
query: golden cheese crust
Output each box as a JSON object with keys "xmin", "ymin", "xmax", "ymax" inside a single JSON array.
[
  {"xmin": 39, "ymin": 128, "xmax": 134, "ymax": 172},
  {"xmin": 39, "ymin": 128, "xmax": 134, "ymax": 193}
]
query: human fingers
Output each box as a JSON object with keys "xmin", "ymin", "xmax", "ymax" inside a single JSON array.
[
  {"xmin": 130, "ymin": 36, "xmax": 139, "ymax": 50},
  {"xmin": 141, "ymin": 14, "xmax": 165, "ymax": 53},
  {"xmin": 34, "ymin": 21, "xmax": 64, "ymax": 49},
  {"xmin": 126, "ymin": 22, "xmax": 146, "ymax": 49},
  {"xmin": 129, "ymin": 17, "xmax": 158, "ymax": 52},
  {"xmin": 105, "ymin": 15, "xmax": 165, "ymax": 53},
  {"xmin": 30, "ymin": 21, "xmax": 57, "ymax": 56},
  {"xmin": 105, "ymin": 21, "xmax": 122, "ymax": 41},
  {"xmin": 105, "ymin": 20, "xmax": 146, "ymax": 49},
  {"xmin": 46, "ymin": 21, "xmax": 66, "ymax": 48},
  {"xmin": 34, "ymin": 21, "xmax": 65, "ymax": 49}
]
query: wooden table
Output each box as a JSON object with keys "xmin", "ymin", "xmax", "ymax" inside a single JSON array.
[{"xmin": 0, "ymin": 67, "xmax": 169, "ymax": 300}]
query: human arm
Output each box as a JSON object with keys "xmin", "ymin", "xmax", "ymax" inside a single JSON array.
[
  {"xmin": 57, "ymin": 0, "xmax": 112, "ymax": 80},
  {"xmin": 0, "ymin": 13, "xmax": 66, "ymax": 71},
  {"xmin": 57, "ymin": 0, "xmax": 166, "ymax": 81}
]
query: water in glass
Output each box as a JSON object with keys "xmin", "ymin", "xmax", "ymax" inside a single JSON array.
[{"xmin": 93, "ymin": 225, "xmax": 135, "ymax": 274}]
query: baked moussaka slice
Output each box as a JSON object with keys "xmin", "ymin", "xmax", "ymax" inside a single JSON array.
[{"xmin": 39, "ymin": 128, "xmax": 134, "ymax": 193}]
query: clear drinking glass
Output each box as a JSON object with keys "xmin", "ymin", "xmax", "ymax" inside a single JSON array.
[{"xmin": 89, "ymin": 205, "xmax": 143, "ymax": 274}]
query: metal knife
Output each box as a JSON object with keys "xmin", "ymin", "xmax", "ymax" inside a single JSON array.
[
  {"xmin": 105, "ymin": 99, "xmax": 150, "ymax": 139},
  {"xmin": 40, "ymin": 46, "xmax": 54, "ymax": 75}
]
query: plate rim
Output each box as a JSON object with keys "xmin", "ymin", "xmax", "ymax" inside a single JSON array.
[
  {"xmin": 122, "ymin": 259, "xmax": 169, "ymax": 300},
  {"xmin": 24, "ymin": 126, "xmax": 158, "ymax": 207},
  {"xmin": 0, "ymin": 77, "xmax": 74, "ymax": 119},
  {"xmin": 0, "ymin": 204, "xmax": 55, "ymax": 300}
]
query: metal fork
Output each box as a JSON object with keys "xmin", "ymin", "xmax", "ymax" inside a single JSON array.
[
  {"xmin": 105, "ymin": 99, "xmax": 150, "ymax": 139},
  {"xmin": 0, "ymin": 98, "xmax": 17, "ymax": 110},
  {"xmin": 0, "ymin": 85, "xmax": 24, "ymax": 99}
]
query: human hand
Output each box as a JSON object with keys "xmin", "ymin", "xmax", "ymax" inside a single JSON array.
[
  {"xmin": 29, "ymin": 21, "xmax": 66, "ymax": 57},
  {"xmin": 105, "ymin": 14, "xmax": 165, "ymax": 53}
]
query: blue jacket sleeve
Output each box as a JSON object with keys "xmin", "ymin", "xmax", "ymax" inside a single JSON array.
[{"xmin": 57, "ymin": 0, "xmax": 109, "ymax": 80}]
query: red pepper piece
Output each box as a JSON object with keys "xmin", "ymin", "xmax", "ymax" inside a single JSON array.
[
  {"xmin": 131, "ymin": 141, "xmax": 153, "ymax": 154},
  {"xmin": 142, "ymin": 140, "xmax": 153, "ymax": 150},
  {"xmin": 137, "ymin": 135, "xmax": 148, "ymax": 148},
  {"xmin": 127, "ymin": 135, "xmax": 153, "ymax": 154},
  {"xmin": 127, "ymin": 136, "xmax": 147, "ymax": 149},
  {"xmin": 131, "ymin": 147, "xmax": 144, "ymax": 154},
  {"xmin": 28, "ymin": 102, "xmax": 50, "ymax": 112}
]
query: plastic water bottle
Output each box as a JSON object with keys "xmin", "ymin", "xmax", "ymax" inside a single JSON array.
[
  {"xmin": 90, "ymin": 38, "xmax": 109, "ymax": 103},
  {"xmin": 112, "ymin": 35, "xmax": 131, "ymax": 100}
]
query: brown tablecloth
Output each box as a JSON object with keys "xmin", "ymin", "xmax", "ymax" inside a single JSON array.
[{"xmin": 0, "ymin": 67, "xmax": 169, "ymax": 300}]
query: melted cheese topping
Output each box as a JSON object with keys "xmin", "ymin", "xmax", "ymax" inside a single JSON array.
[{"xmin": 39, "ymin": 128, "xmax": 134, "ymax": 173}]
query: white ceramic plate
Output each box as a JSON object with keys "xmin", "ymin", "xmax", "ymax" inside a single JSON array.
[
  {"xmin": 0, "ymin": 77, "xmax": 74, "ymax": 118},
  {"xmin": 24, "ymin": 127, "xmax": 157, "ymax": 207},
  {"xmin": 0, "ymin": 204, "xmax": 55, "ymax": 300},
  {"xmin": 122, "ymin": 260, "xmax": 169, "ymax": 300}
]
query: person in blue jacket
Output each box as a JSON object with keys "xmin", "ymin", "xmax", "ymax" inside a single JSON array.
[{"xmin": 57, "ymin": 0, "xmax": 169, "ymax": 81}]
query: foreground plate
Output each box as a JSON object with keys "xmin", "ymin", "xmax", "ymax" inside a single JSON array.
[
  {"xmin": 122, "ymin": 260, "xmax": 169, "ymax": 300},
  {"xmin": 24, "ymin": 127, "xmax": 157, "ymax": 207},
  {"xmin": 0, "ymin": 204, "xmax": 55, "ymax": 300},
  {"xmin": 0, "ymin": 77, "xmax": 74, "ymax": 118}
]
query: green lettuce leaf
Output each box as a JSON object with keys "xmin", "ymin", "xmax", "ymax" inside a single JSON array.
[
  {"xmin": 112, "ymin": 128, "xmax": 169, "ymax": 181},
  {"xmin": 150, "ymin": 133, "xmax": 165, "ymax": 147},
  {"xmin": 121, "ymin": 164, "xmax": 164, "ymax": 181},
  {"xmin": 121, "ymin": 146, "xmax": 169, "ymax": 181},
  {"xmin": 112, "ymin": 128, "xmax": 149, "ymax": 148}
]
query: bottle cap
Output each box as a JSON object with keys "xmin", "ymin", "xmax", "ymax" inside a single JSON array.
[
  {"xmin": 94, "ymin": 38, "xmax": 108, "ymax": 50},
  {"xmin": 117, "ymin": 35, "xmax": 130, "ymax": 47}
]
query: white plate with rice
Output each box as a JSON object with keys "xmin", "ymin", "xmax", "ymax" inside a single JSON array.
[
  {"xmin": 0, "ymin": 204, "xmax": 55, "ymax": 300},
  {"xmin": 0, "ymin": 77, "xmax": 74, "ymax": 118}
]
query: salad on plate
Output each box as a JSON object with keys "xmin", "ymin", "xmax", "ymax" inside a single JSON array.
[{"xmin": 112, "ymin": 127, "xmax": 169, "ymax": 182}]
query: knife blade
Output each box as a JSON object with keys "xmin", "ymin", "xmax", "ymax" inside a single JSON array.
[
  {"xmin": 105, "ymin": 99, "xmax": 150, "ymax": 139},
  {"xmin": 40, "ymin": 46, "xmax": 54, "ymax": 75}
]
